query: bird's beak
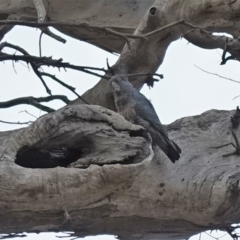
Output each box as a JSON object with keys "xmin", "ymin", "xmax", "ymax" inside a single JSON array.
[{"xmin": 111, "ymin": 82, "xmax": 120, "ymax": 92}]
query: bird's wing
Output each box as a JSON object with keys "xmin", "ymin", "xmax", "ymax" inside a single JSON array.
[
  {"xmin": 133, "ymin": 91, "xmax": 168, "ymax": 137},
  {"xmin": 133, "ymin": 90, "xmax": 181, "ymax": 162}
]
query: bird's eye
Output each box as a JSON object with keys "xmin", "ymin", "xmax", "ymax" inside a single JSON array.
[{"xmin": 111, "ymin": 82, "xmax": 120, "ymax": 92}]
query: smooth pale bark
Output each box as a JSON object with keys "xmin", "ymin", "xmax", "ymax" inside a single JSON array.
[
  {"xmin": 0, "ymin": 106, "xmax": 239, "ymax": 240},
  {"xmin": 1, "ymin": 0, "xmax": 240, "ymax": 240}
]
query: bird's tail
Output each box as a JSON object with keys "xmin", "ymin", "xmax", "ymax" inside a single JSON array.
[
  {"xmin": 150, "ymin": 127, "xmax": 181, "ymax": 163},
  {"xmin": 165, "ymin": 139, "xmax": 181, "ymax": 163}
]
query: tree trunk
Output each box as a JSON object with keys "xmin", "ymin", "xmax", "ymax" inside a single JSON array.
[{"xmin": 1, "ymin": 0, "xmax": 240, "ymax": 239}]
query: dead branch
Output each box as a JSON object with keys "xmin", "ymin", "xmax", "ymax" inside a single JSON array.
[
  {"xmin": 40, "ymin": 27, "xmax": 66, "ymax": 43},
  {"xmin": 0, "ymin": 120, "xmax": 33, "ymax": 125},
  {"xmin": 194, "ymin": 65, "xmax": 240, "ymax": 84},
  {"xmin": 0, "ymin": 42, "xmax": 109, "ymax": 99},
  {"xmin": 19, "ymin": 110, "xmax": 37, "ymax": 119},
  {"xmin": 0, "ymin": 42, "xmax": 108, "ymax": 77},
  {"xmin": 39, "ymin": 31, "xmax": 43, "ymax": 57},
  {"xmin": 0, "ymin": 40, "xmax": 165, "ymax": 108},
  {"xmin": 126, "ymin": 72, "xmax": 163, "ymax": 79},
  {"xmin": 0, "ymin": 42, "xmax": 52, "ymax": 95},
  {"xmin": 0, "ymin": 42, "xmax": 165, "ymax": 87},
  {"xmin": 0, "ymin": 53, "xmax": 107, "ymax": 79},
  {"xmin": 0, "ymin": 95, "xmax": 71, "ymax": 113},
  {"xmin": 40, "ymin": 72, "xmax": 89, "ymax": 104}
]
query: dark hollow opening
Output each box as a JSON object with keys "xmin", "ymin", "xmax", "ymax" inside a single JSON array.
[
  {"xmin": 129, "ymin": 129, "xmax": 146, "ymax": 138},
  {"xmin": 15, "ymin": 145, "xmax": 82, "ymax": 168},
  {"xmin": 149, "ymin": 7, "xmax": 157, "ymax": 15}
]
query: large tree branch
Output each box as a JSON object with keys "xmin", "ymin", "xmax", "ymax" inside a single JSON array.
[
  {"xmin": 184, "ymin": 30, "xmax": 240, "ymax": 63},
  {"xmin": 1, "ymin": 0, "xmax": 240, "ymax": 53},
  {"xmin": 0, "ymin": 105, "xmax": 240, "ymax": 240},
  {"xmin": 68, "ymin": 0, "xmax": 240, "ymax": 110}
]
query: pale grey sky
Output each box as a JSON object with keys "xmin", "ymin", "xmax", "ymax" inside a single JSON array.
[{"xmin": 0, "ymin": 26, "xmax": 239, "ymax": 240}]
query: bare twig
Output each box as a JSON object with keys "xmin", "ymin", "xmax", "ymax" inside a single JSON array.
[
  {"xmin": 126, "ymin": 72, "xmax": 164, "ymax": 79},
  {"xmin": 1, "ymin": 41, "xmax": 165, "ymax": 104},
  {"xmin": 0, "ymin": 95, "xmax": 71, "ymax": 113},
  {"xmin": 203, "ymin": 231, "xmax": 229, "ymax": 240},
  {"xmin": 19, "ymin": 110, "xmax": 37, "ymax": 119},
  {"xmin": 0, "ymin": 42, "xmax": 111, "ymax": 100},
  {"xmin": 0, "ymin": 53, "xmax": 107, "ymax": 79},
  {"xmin": 0, "ymin": 120, "xmax": 33, "ymax": 125},
  {"xmin": 41, "ymin": 27, "xmax": 66, "ymax": 43},
  {"xmin": 0, "ymin": 44, "xmax": 164, "ymax": 82},
  {"xmin": 41, "ymin": 72, "xmax": 76, "ymax": 91},
  {"xmin": 0, "ymin": 42, "xmax": 52, "ymax": 95},
  {"xmin": 12, "ymin": 59, "xmax": 17, "ymax": 74},
  {"xmin": 194, "ymin": 65, "xmax": 240, "ymax": 84},
  {"xmin": 39, "ymin": 31, "xmax": 44, "ymax": 57},
  {"xmin": 144, "ymin": 19, "xmax": 186, "ymax": 37},
  {"xmin": 0, "ymin": 42, "xmax": 108, "ymax": 78},
  {"xmin": 1, "ymin": 95, "xmax": 70, "ymax": 106},
  {"xmin": 105, "ymin": 27, "xmax": 131, "ymax": 49},
  {"xmin": 41, "ymin": 72, "xmax": 89, "ymax": 104},
  {"xmin": 233, "ymin": 95, "xmax": 240, "ymax": 100}
]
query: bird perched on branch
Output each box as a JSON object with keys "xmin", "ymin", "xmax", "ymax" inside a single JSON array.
[{"xmin": 110, "ymin": 75, "xmax": 181, "ymax": 163}]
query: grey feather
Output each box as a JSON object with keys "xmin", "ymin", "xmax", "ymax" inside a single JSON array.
[{"xmin": 110, "ymin": 75, "xmax": 181, "ymax": 163}]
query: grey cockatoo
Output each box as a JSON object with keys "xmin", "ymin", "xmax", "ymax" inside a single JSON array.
[{"xmin": 110, "ymin": 75, "xmax": 181, "ymax": 163}]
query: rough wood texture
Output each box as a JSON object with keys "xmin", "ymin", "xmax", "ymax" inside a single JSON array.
[
  {"xmin": 2, "ymin": 105, "xmax": 150, "ymax": 165},
  {"xmin": 1, "ymin": 107, "xmax": 240, "ymax": 240},
  {"xmin": 1, "ymin": 0, "xmax": 240, "ymax": 239}
]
